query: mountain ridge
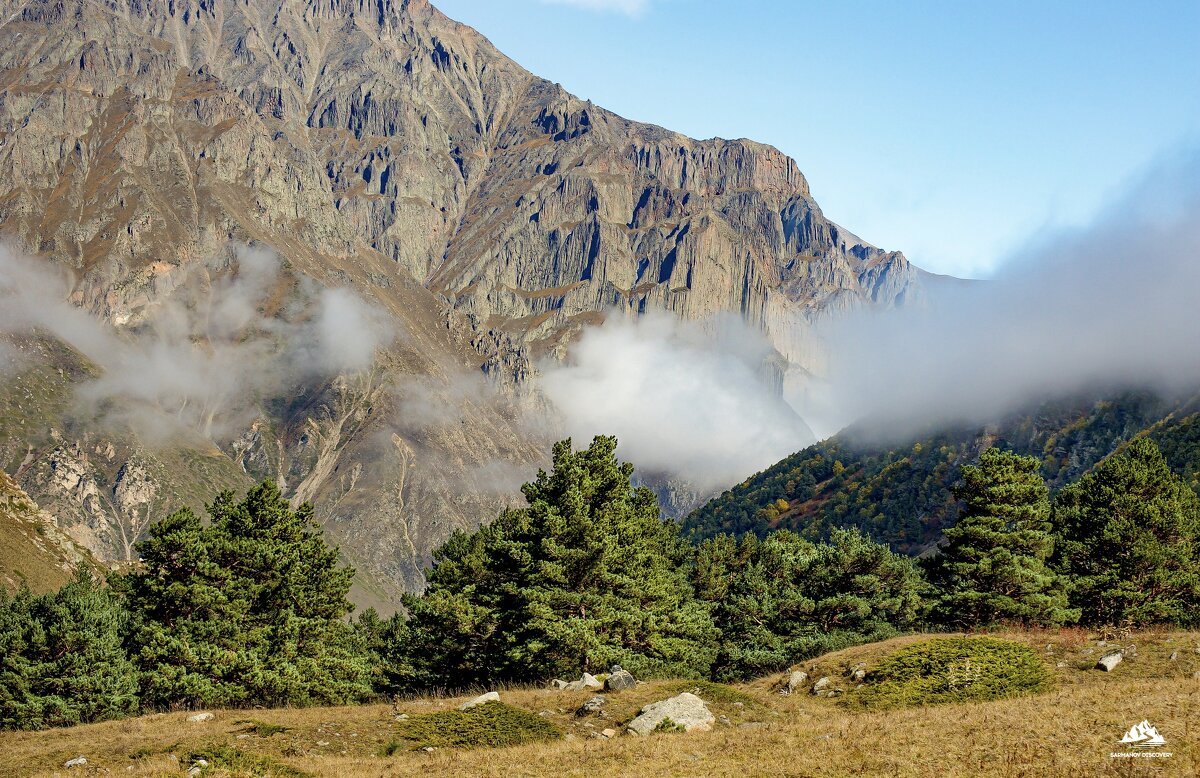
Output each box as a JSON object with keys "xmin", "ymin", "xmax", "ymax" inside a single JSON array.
[{"xmin": 0, "ymin": 0, "xmax": 932, "ymax": 604}]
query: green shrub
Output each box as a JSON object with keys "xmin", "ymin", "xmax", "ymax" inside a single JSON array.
[
  {"xmin": 653, "ymin": 717, "xmax": 685, "ymax": 733},
  {"xmin": 186, "ymin": 744, "xmax": 310, "ymax": 777},
  {"xmin": 389, "ymin": 702, "xmax": 562, "ymax": 750},
  {"xmin": 234, "ymin": 719, "xmax": 289, "ymax": 738},
  {"xmin": 846, "ymin": 637, "xmax": 1053, "ymax": 710}
]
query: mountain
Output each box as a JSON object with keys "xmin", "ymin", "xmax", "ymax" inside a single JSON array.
[
  {"xmin": 684, "ymin": 391, "xmax": 1200, "ymax": 551},
  {"xmin": 0, "ymin": 0, "xmax": 928, "ymax": 605},
  {"xmin": 0, "ymin": 470, "xmax": 102, "ymax": 594}
]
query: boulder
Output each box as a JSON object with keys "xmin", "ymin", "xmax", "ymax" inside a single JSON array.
[
  {"xmin": 563, "ymin": 673, "xmax": 603, "ymax": 692},
  {"xmin": 186, "ymin": 712, "xmax": 214, "ymax": 722},
  {"xmin": 626, "ymin": 692, "xmax": 714, "ymax": 736},
  {"xmin": 576, "ymin": 695, "xmax": 606, "ymax": 717},
  {"xmin": 458, "ymin": 691, "xmax": 500, "ymax": 710},
  {"xmin": 1096, "ymin": 651, "xmax": 1123, "ymax": 672},
  {"xmin": 780, "ymin": 670, "xmax": 807, "ymax": 695},
  {"xmin": 64, "ymin": 757, "xmax": 87, "ymax": 769},
  {"xmin": 605, "ymin": 669, "xmax": 637, "ymax": 692}
]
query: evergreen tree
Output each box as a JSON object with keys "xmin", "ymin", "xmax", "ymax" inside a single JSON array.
[
  {"xmin": 694, "ymin": 528, "xmax": 924, "ymax": 682},
  {"xmin": 392, "ymin": 437, "xmax": 716, "ymax": 692},
  {"xmin": 928, "ymin": 448, "xmax": 1076, "ymax": 628},
  {"xmin": 120, "ymin": 481, "xmax": 373, "ymax": 709},
  {"xmin": 1053, "ymin": 438, "xmax": 1200, "ymax": 626},
  {"xmin": 0, "ymin": 569, "xmax": 138, "ymax": 729}
]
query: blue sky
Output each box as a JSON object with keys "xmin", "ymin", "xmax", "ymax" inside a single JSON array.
[{"xmin": 434, "ymin": 0, "xmax": 1200, "ymax": 278}]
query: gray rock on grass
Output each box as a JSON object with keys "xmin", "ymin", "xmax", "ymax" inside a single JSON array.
[
  {"xmin": 626, "ymin": 692, "xmax": 714, "ymax": 736},
  {"xmin": 604, "ymin": 669, "xmax": 637, "ymax": 692},
  {"xmin": 458, "ymin": 691, "xmax": 500, "ymax": 710}
]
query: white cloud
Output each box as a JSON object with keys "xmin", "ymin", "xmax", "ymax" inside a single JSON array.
[
  {"xmin": 809, "ymin": 146, "xmax": 1200, "ymax": 443},
  {"xmin": 539, "ymin": 0, "xmax": 650, "ymax": 17},
  {"xmin": 0, "ymin": 244, "xmax": 393, "ymax": 443},
  {"xmin": 539, "ymin": 311, "xmax": 814, "ymax": 491}
]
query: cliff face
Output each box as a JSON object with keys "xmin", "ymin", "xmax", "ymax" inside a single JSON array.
[{"xmin": 0, "ymin": 0, "xmax": 927, "ymax": 603}]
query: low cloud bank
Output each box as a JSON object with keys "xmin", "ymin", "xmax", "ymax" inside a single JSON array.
[
  {"xmin": 0, "ymin": 245, "xmax": 391, "ymax": 442},
  {"xmin": 540, "ymin": 312, "xmax": 814, "ymax": 492},
  {"xmin": 811, "ymin": 148, "xmax": 1200, "ymax": 442}
]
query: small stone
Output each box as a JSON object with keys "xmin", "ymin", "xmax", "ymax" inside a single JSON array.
[
  {"xmin": 1096, "ymin": 651, "xmax": 1123, "ymax": 672},
  {"xmin": 421, "ymin": 746, "xmax": 436, "ymax": 753},
  {"xmin": 718, "ymin": 715, "xmax": 731, "ymax": 726},
  {"xmin": 811, "ymin": 676, "xmax": 831, "ymax": 694},
  {"xmin": 1056, "ymin": 661, "xmax": 1068, "ymax": 668},
  {"xmin": 458, "ymin": 691, "xmax": 500, "ymax": 710},
  {"xmin": 64, "ymin": 757, "xmax": 87, "ymax": 769},
  {"xmin": 601, "ymin": 728, "xmax": 618, "ymax": 738},
  {"xmin": 850, "ymin": 669, "xmax": 866, "ymax": 683},
  {"xmin": 316, "ymin": 741, "xmax": 330, "ymax": 747},
  {"xmin": 732, "ymin": 702, "xmax": 744, "ymax": 708},
  {"xmin": 604, "ymin": 669, "xmax": 637, "ymax": 692},
  {"xmin": 186, "ymin": 712, "xmax": 214, "ymax": 722},
  {"xmin": 1097, "ymin": 640, "xmax": 1107, "ymax": 646},
  {"xmin": 1170, "ymin": 651, "xmax": 1179, "ymax": 661},
  {"xmin": 394, "ymin": 713, "xmax": 409, "ymax": 721},
  {"xmin": 537, "ymin": 710, "xmax": 554, "ymax": 717},
  {"xmin": 550, "ymin": 679, "xmax": 568, "ymax": 690}
]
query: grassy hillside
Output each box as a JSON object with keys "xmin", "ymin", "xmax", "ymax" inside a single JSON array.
[
  {"xmin": 0, "ymin": 471, "xmax": 102, "ymax": 594},
  {"xmin": 685, "ymin": 391, "xmax": 1200, "ymax": 551},
  {"xmin": 1, "ymin": 629, "xmax": 1196, "ymax": 777}
]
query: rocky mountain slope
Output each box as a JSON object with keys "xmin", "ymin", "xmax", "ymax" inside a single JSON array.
[
  {"xmin": 0, "ymin": 0, "xmax": 929, "ymax": 605},
  {"xmin": 0, "ymin": 470, "xmax": 102, "ymax": 594}
]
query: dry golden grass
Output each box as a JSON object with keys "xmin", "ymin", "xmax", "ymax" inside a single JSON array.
[{"xmin": 4, "ymin": 630, "xmax": 1199, "ymax": 777}]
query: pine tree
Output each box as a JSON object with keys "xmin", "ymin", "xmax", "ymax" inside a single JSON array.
[
  {"xmin": 929, "ymin": 448, "xmax": 1076, "ymax": 628},
  {"xmin": 694, "ymin": 528, "xmax": 925, "ymax": 681},
  {"xmin": 121, "ymin": 482, "xmax": 373, "ymax": 709},
  {"xmin": 0, "ymin": 569, "xmax": 138, "ymax": 729},
  {"xmin": 1053, "ymin": 438, "xmax": 1200, "ymax": 627},
  {"xmin": 391, "ymin": 437, "xmax": 717, "ymax": 692}
]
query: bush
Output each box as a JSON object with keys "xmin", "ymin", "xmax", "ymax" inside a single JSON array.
[
  {"xmin": 693, "ymin": 528, "xmax": 926, "ymax": 682},
  {"xmin": 847, "ymin": 637, "xmax": 1053, "ymax": 710},
  {"xmin": 389, "ymin": 702, "xmax": 562, "ymax": 750},
  {"xmin": 186, "ymin": 744, "xmax": 310, "ymax": 777},
  {"xmin": 0, "ymin": 569, "xmax": 138, "ymax": 729}
]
